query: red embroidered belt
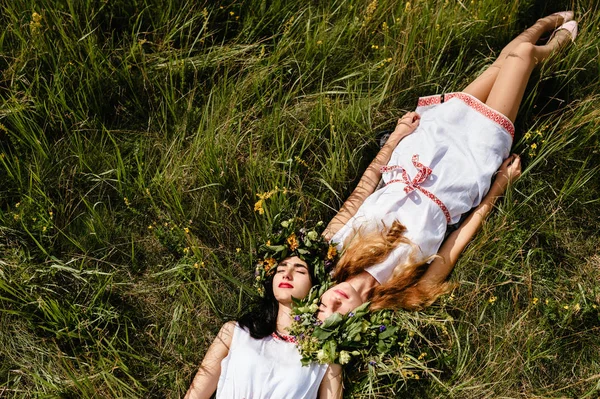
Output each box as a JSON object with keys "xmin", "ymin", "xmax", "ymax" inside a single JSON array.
[{"xmin": 381, "ymin": 154, "xmax": 452, "ymax": 223}]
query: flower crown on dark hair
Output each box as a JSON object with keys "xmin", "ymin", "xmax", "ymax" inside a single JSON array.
[{"xmin": 254, "ymin": 217, "xmax": 338, "ymax": 296}]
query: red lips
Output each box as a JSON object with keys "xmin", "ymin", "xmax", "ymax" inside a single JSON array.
[
  {"xmin": 278, "ymin": 282, "xmax": 294, "ymax": 288},
  {"xmin": 334, "ymin": 289, "xmax": 349, "ymax": 299}
]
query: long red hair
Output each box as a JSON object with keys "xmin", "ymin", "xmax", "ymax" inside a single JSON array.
[{"xmin": 332, "ymin": 221, "xmax": 453, "ymax": 311}]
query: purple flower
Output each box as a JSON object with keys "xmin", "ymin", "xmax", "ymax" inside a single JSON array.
[
  {"xmin": 314, "ymin": 320, "xmax": 323, "ymax": 326},
  {"xmin": 348, "ymin": 312, "xmax": 355, "ymax": 317},
  {"xmin": 294, "ymin": 315, "xmax": 301, "ymax": 321},
  {"xmin": 369, "ymin": 360, "xmax": 377, "ymax": 366},
  {"xmin": 379, "ymin": 325, "xmax": 386, "ymax": 332}
]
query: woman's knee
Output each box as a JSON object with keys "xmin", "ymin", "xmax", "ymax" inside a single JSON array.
[{"xmin": 507, "ymin": 42, "xmax": 536, "ymax": 61}]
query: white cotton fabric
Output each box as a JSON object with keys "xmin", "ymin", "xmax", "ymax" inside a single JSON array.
[
  {"xmin": 216, "ymin": 323, "xmax": 329, "ymax": 399},
  {"xmin": 331, "ymin": 92, "xmax": 513, "ymax": 284}
]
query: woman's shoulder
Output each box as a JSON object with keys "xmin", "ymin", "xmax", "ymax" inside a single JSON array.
[{"xmin": 216, "ymin": 321, "xmax": 238, "ymax": 347}]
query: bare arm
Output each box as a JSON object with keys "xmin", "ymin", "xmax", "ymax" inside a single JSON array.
[
  {"xmin": 417, "ymin": 154, "xmax": 522, "ymax": 288},
  {"xmin": 324, "ymin": 112, "xmax": 421, "ymax": 241},
  {"xmin": 318, "ymin": 364, "xmax": 343, "ymax": 399},
  {"xmin": 184, "ymin": 321, "xmax": 235, "ymax": 399}
]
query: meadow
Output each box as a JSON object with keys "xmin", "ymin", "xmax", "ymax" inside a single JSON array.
[{"xmin": 1, "ymin": 0, "xmax": 599, "ymax": 397}]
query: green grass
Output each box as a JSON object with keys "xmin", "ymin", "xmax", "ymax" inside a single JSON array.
[{"xmin": 1, "ymin": 0, "xmax": 599, "ymax": 397}]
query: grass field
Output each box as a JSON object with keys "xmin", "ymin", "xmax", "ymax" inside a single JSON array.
[{"xmin": 1, "ymin": 0, "xmax": 599, "ymax": 397}]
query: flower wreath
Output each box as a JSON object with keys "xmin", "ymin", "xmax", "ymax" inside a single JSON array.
[
  {"xmin": 288, "ymin": 285, "xmax": 441, "ymax": 373},
  {"xmin": 254, "ymin": 217, "xmax": 338, "ymax": 296}
]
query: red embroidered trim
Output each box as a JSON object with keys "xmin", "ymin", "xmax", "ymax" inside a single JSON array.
[
  {"xmin": 271, "ymin": 332, "xmax": 297, "ymax": 344},
  {"xmin": 381, "ymin": 155, "xmax": 452, "ymax": 224},
  {"xmin": 417, "ymin": 95, "xmax": 442, "ymax": 107},
  {"xmin": 416, "ymin": 92, "xmax": 515, "ymax": 138}
]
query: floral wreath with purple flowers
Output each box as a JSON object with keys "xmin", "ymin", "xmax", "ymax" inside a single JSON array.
[
  {"xmin": 288, "ymin": 285, "xmax": 404, "ymax": 367},
  {"xmin": 288, "ymin": 285, "xmax": 442, "ymax": 376},
  {"xmin": 254, "ymin": 217, "xmax": 338, "ymax": 297}
]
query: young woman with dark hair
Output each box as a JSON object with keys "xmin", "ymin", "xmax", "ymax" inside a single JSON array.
[
  {"xmin": 185, "ymin": 222, "xmax": 342, "ymax": 399},
  {"xmin": 318, "ymin": 12, "xmax": 578, "ymax": 319}
]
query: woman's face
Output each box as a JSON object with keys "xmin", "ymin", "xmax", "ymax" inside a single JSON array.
[
  {"xmin": 272, "ymin": 256, "xmax": 312, "ymax": 305},
  {"xmin": 317, "ymin": 282, "xmax": 364, "ymax": 321}
]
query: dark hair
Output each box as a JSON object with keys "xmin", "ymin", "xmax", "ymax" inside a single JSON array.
[{"xmin": 238, "ymin": 258, "xmax": 317, "ymax": 339}]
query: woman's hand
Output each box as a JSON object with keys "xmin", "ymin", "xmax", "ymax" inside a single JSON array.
[
  {"xmin": 494, "ymin": 154, "xmax": 521, "ymax": 191},
  {"xmin": 388, "ymin": 111, "xmax": 420, "ymax": 145}
]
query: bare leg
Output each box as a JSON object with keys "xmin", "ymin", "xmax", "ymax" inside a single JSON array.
[
  {"xmin": 463, "ymin": 13, "xmax": 570, "ymax": 103},
  {"xmin": 485, "ymin": 29, "xmax": 572, "ymax": 122}
]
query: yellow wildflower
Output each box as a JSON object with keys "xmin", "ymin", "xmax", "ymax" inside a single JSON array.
[
  {"xmin": 405, "ymin": 2, "xmax": 411, "ymax": 12},
  {"xmin": 316, "ymin": 40, "xmax": 323, "ymax": 45},
  {"xmin": 15, "ymin": 202, "xmax": 20, "ymax": 208},
  {"xmin": 13, "ymin": 214, "xmax": 20, "ymax": 221},
  {"xmin": 418, "ymin": 352, "xmax": 427, "ymax": 360},
  {"xmin": 236, "ymin": 248, "xmax": 241, "ymax": 253},
  {"xmin": 532, "ymin": 297, "xmax": 539, "ymax": 305},
  {"xmin": 488, "ymin": 295, "xmax": 497, "ymax": 304},
  {"xmin": 573, "ymin": 303, "xmax": 581, "ymax": 312},
  {"xmin": 148, "ymin": 225, "xmax": 153, "ymax": 230},
  {"xmin": 362, "ymin": 0, "xmax": 378, "ymax": 26},
  {"xmin": 563, "ymin": 305, "xmax": 569, "ymax": 310},
  {"xmin": 184, "ymin": 227, "xmax": 190, "ymax": 234},
  {"xmin": 30, "ymin": 12, "xmax": 42, "ymax": 33},
  {"xmin": 183, "ymin": 247, "xmax": 190, "ymax": 255},
  {"xmin": 282, "ymin": 15, "xmax": 295, "ymax": 35},
  {"xmin": 530, "ymin": 143, "xmax": 538, "ymax": 150},
  {"xmin": 327, "ymin": 245, "xmax": 337, "ymax": 260},
  {"xmin": 264, "ymin": 257, "xmax": 277, "ymax": 272},
  {"xmin": 287, "ymin": 233, "xmax": 299, "ymax": 251},
  {"xmin": 254, "ymin": 199, "xmax": 265, "ymax": 215},
  {"xmin": 294, "ymin": 156, "xmax": 309, "ymax": 167},
  {"xmin": 124, "ymin": 197, "xmax": 130, "ymax": 206},
  {"xmin": 230, "ymin": 11, "xmax": 235, "ymax": 16}
]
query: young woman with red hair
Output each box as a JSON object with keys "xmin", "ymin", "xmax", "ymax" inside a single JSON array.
[{"xmin": 318, "ymin": 12, "xmax": 578, "ymax": 320}]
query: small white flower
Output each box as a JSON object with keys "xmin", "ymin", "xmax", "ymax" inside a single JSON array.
[
  {"xmin": 339, "ymin": 350, "xmax": 351, "ymax": 365},
  {"xmin": 316, "ymin": 349, "xmax": 327, "ymax": 362}
]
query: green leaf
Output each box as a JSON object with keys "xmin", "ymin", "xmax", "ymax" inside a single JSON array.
[
  {"xmin": 379, "ymin": 325, "xmax": 397, "ymax": 340},
  {"xmin": 265, "ymin": 245, "xmax": 285, "ymax": 252},
  {"xmin": 321, "ymin": 312, "xmax": 343, "ymax": 329}
]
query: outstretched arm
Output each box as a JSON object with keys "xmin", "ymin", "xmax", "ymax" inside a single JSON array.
[
  {"xmin": 318, "ymin": 364, "xmax": 343, "ymax": 399},
  {"xmin": 324, "ymin": 112, "xmax": 421, "ymax": 241},
  {"xmin": 184, "ymin": 321, "xmax": 235, "ymax": 399},
  {"xmin": 416, "ymin": 154, "xmax": 522, "ymax": 288}
]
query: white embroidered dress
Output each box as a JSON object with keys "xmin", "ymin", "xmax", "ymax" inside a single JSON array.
[
  {"xmin": 331, "ymin": 92, "xmax": 514, "ymax": 283},
  {"xmin": 216, "ymin": 323, "xmax": 329, "ymax": 399}
]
